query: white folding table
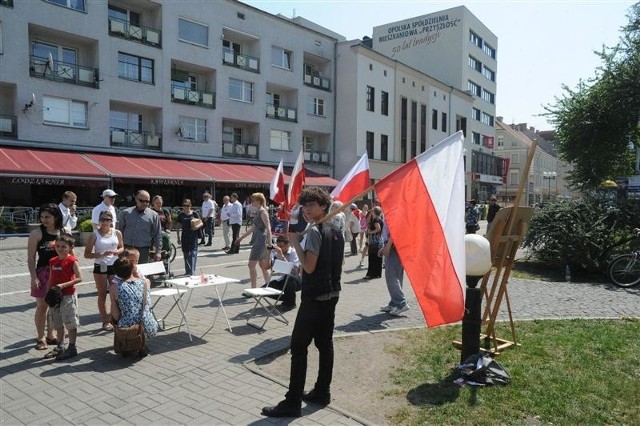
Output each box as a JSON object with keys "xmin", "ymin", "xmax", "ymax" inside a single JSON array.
[{"xmin": 163, "ymin": 275, "xmax": 241, "ymax": 341}]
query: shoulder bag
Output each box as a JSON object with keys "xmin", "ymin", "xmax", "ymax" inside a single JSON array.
[{"xmin": 113, "ymin": 283, "xmax": 146, "ymax": 354}]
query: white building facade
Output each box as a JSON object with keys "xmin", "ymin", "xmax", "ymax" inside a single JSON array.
[{"xmin": 371, "ymin": 6, "xmax": 502, "ymax": 201}]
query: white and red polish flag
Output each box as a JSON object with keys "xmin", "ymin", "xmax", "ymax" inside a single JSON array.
[
  {"xmin": 270, "ymin": 158, "xmax": 286, "ymax": 206},
  {"xmin": 374, "ymin": 131, "xmax": 466, "ymax": 327},
  {"xmin": 287, "ymin": 149, "xmax": 305, "ymax": 207},
  {"xmin": 330, "ymin": 153, "xmax": 370, "ymax": 203}
]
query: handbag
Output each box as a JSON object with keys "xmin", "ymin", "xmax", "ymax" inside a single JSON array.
[
  {"xmin": 190, "ymin": 217, "xmax": 204, "ymax": 230},
  {"xmin": 113, "ymin": 284, "xmax": 146, "ymax": 354}
]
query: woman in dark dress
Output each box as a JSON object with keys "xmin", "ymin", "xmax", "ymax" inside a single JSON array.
[
  {"xmin": 177, "ymin": 199, "xmax": 200, "ymax": 276},
  {"xmin": 364, "ymin": 206, "xmax": 384, "ymax": 280}
]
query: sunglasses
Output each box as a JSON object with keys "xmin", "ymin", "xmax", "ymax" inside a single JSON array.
[
  {"xmin": 182, "ymin": 204, "xmax": 191, "ymax": 207},
  {"xmin": 99, "ymin": 218, "xmax": 112, "ymax": 222},
  {"xmin": 137, "ymin": 199, "xmax": 150, "ymax": 203}
]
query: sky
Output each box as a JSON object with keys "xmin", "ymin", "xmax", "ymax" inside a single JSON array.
[{"xmin": 244, "ymin": 0, "xmax": 636, "ymax": 131}]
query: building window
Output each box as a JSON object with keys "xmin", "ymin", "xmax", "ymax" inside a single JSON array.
[
  {"xmin": 381, "ymin": 91, "xmax": 389, "ymax": 116},
  {"xmin": 441, "ymin": 112, "xmax": 447, "ymax": 133},
  {"xmin": 270, "ymin": 129, "xmax": 291, "ymax": 151},
  {"xmin": 271, "ymin": 46, "xmax": 292, "ymax": 70},
  {"xmin": 431, "ymin": 109, "xmax": 438, "ymax": 130},
  {"xmin": 472, "ymin": 108, "xmax": 481, "ymax": 121},
  {"xmin": 32, "ymin": 41, "xmax": 77, "ymax": 71},
  {"xmin": 482, "ymin": 65, "xmax": 495, "ymax": 82},
  {"xmin": 381, "ymin": 134, "xmax": 388, "ymax": 161},
  {"xmin": 178, "ymin": 18, "xmax": 209, "ymax": 47},
  {"xmin": 411, "ymin": 101, "xmax": 417, "ymax": 158},
  {"xmin": 369, "ymin": 63, "xmax": 373, "ymax": 71},
  {"xmin": 307, "ymin": 97, "xmax": 325, "ymax": 116},
  {"xmin": 497, "ymin": 136, "xmax": 504, "ymax": 147},
  {"xmin": 472, "ymin": 132, "xmax": 481, "ymax": 145},
  {"xmin": 467, "ymin": 80, "xmax": 481, "ymax": 96},
  {"xmin": 110, "ymin": 110, "xmax": 141, "ymax": 132},
  {"xmin": 383, "ymin": 69, "xmax": 387, "ymax": 77},
  {"xmin": 483, "ymin": 42, "xmax": 496, "ymax": 59},
  {"xmin": 45, "ymin": 0, "xmax": 85, "ymax": 12},
  {"xmin": 469, "ymin": 30, "xmax": 482, "ymax": 48},
  {"xmin": 468, "ymin": 55, "xmax": 481, "ymax": 72},
  {"xmin": 366, "ymin": 131, "xmax": 374, "ymax": 159},
  {"xmin": 179, "ymin": 116, "xmax": 206, "ymax": 142},
  {"xmin": 43, "ymin": 96, "xmax": 87, "ymax": 128},
  {"xmin": 511, "ymin": 153, "xmax": 519, "ymax": 165},
  {"xmin": 401, "ymin": 97, "xmax": 407, "ymax": 162},
  {"xmin": 481, "ymin": 112, "xmax": 494, "ymax": 126},
  {"xmin": 118, "ymin": 52, "xmax": 154, "ymax": 84},
  {"xmin": 366, "ymin": 86, "xmax": 375, "ymax": 112},
  {"xmin": 223, "ymin": 126, "xmax": 242, "ymax": 143},
  {"xmin": 509, "ymin": 171, "xmax": 518, "ymax": 186},
  {"xmin": 229, "ymin": 78, "xmax": 253, "ymax": 102},
  {"xmin": 420, "ymin": 104, "xmax": 426, "ymax": 153},
  {"xmin": 481, "ymin": 89, "xmax": 495, "ymax": 104}
]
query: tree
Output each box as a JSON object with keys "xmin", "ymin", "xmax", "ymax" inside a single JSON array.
[{"xmin": 545, "ymin": 3, "xmax": 640, "ymax": 190}]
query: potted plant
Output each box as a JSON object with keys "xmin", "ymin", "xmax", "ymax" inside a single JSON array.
[{"xmin": 77, "ymin": 218, "xmax": 94, "ymax": 246}]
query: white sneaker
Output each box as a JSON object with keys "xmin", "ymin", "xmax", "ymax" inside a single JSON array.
[
  {"xmin": 380, "ymin": 305, "xmax": 392, "ymax": 312},
  {"xmin": 389, "ymin": 305, "xmax": 409, "ymax": 316}
]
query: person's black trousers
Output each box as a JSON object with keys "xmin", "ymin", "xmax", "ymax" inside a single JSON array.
[
  {"xmin": 228, "ymin": 223, "xmax": 241, "ymax": 253},
  {"xmin": 285, "ymin": 296, "xmax": 339, "ymax": 402}
]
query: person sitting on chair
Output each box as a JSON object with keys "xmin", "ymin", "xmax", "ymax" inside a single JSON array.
[{"xmin": 262, "ymin": 235, "xmax": 301, "ymax": 310}]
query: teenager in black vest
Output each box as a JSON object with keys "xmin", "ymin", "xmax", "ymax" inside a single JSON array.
[{"xmin": 262, "ymin": 187, "xmax": 344, "ymax": 418}]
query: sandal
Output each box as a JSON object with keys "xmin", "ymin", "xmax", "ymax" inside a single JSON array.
[
  {"xmin": 44, "ymin": 346, "xmax": 64, "ymax": 359},
  {"xmin": 35, "ymin": 340, "xmax": 48, "ymax": 350},
  {"xmin": 46, "ymin": 337, "xmax": 58, "ymax": 345},
  {"xmin": 102, "ymin": 322, "xmax": 114, "ymax": 331}
]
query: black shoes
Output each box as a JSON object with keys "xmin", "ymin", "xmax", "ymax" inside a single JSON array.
[
  {"xmin": 261, "ymin": 399, "xmax": 301, "ymax": 418},
  {"xmin": 204, "ymin": 243, "xmax": 212, "ymax": 247},
  {"xmin": 302, "ymin": 389, "xmax": 331, "ymax": 407}
]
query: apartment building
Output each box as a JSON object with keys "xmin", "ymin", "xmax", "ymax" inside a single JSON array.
[
  {"xmin": 334, "ymin": 39, "xmax": 474, "ymax": 184},
  {"xmin": 0, "ymin": 0, "xmax": 339, "ymax": 205},
  {"xmin": 495, "ymin": 118, "xmax": 563, "ymax": 206},
  {"xmin": 371, "ymin": 6, "xmax": 502, "ymax": 201}
]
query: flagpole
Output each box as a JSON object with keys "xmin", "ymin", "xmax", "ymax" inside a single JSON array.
[{"xmin": 298, "ymin": 184, "xmax": 376, "ymax": 236}]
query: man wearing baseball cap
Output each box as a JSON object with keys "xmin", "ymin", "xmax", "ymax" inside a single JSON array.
[{"xmin": 91, "ymin": 189, "xmax": 117, "ymax": 231}]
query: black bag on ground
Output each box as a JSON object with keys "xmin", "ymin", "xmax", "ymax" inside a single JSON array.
[
  {"xmin": 459, "ymin": 353, "xmax": 511, "ymax": 386},
  {"xmin": 44, "ymin": 286, "xmax": 63, "ymax": 308}
]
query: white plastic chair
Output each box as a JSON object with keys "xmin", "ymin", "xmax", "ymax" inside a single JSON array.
[{"xmin": 244, "ymin": 259, "xmax": 294, "ymax": 330}]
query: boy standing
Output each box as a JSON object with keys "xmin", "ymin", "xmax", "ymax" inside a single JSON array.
[
  {"xmin": 45, "ymin": 234, "xmax": 82, "ymax": 361},
  {"xmin": 262, "ymin": 187, "xmax": 344, "ymax": 418}
]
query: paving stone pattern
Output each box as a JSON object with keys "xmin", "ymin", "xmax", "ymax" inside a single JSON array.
[{"xmin": 1, "ymin": 224, "xmax": 638, "ymax": 425}]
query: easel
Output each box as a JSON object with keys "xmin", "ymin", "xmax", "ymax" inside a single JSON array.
[{"xmin": 460, "ymin": 141, "xmax": 538, "ymax": 355}]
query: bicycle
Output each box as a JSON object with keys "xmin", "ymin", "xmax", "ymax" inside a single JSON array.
[{"xmin": 608, "ymin": 228, "xmax": 640, "ymax": 288}]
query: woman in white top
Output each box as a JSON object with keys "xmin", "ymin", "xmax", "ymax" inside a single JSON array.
[{"xmin": 84, "ymin": 211, "xmax": 123, "ymax": 331}]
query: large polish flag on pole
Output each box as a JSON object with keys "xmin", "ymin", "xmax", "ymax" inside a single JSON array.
[
  {"xmin": 270, "ymin": 159, "xmax": 286, "ymax": 205},
  {"xmin": 374, "ymin": 131, "xmax": 466, "ymax": 327},
  {"xmin": 287, "ymin": 149, "xmax": 305, "ymax": 207},
  {"xmin": 330, "ymin": 153, "xmax": 370, "ymax": 203}
]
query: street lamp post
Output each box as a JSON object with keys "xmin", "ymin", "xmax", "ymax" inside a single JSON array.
[
  {"xmin": 543, "ymin": 171, "xmax": 557, "ymax": 202},
  {"xmin": 461, "ymin": 234, "xmax": 492, "ymax": 363}
]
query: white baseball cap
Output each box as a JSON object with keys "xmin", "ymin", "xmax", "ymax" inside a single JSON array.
[{"xmin": 102, "ymin": 189, "xmax": 117, "ymax": 197}]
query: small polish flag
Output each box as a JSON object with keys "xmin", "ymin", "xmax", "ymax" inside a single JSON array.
[
  {"xmin": 288, "ymin": 149, "xmax": 305, "ymax": 207},
  {"xmin": 330, "ymin": 153, "xmax": 370, "ymax": 203},
  {"xmin": 270, "ymin": 159, "xmax": 286, "ymax": 205},
  {"xmin": 374, "ymin": 132, "xmax": 466, "ymax": 327}
]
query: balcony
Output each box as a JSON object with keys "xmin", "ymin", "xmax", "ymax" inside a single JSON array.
[
  {"xmin": 222, "ymin": 51, "xmax": 260, "ymax": 73},
  {"xmin": 110, "ymin": 128, "xmax": 161, "ymax": 151},
  {"xmin": 0, "ymin": 115, "xmax": 17, "ymax": 139},
  {"xmin": 222, "ymin": 141, "xmax": 259, "ymax": 159},
  {"xmin": 108, "ymin": 17, "xmax": 161, "ymax": 48},
  {"xmin": 0, "ymin": 0, "xmax": 14, "ymax": 7},
  {"xmin": 29, "ymin": 56, "xmax": 99, "ymax": 89},
  {"xmin": 266, "ymin": 104, "xmax": 297, "ymax": 122},
  {"xmin": 171, "ymin": 85, "xmax": 215, "ymax": 109},
  {"xmin": 303, "ymin": 73, "xmax": 331, "ymax": 91},
  {"xmin": 304, "ymin": 150, "xmax": 331, "ymax": 166}
]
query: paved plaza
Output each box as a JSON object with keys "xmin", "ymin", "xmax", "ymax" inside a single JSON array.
[{"xmin": 1, "ymin": 225, "xmax": 638, "ymax": 425}]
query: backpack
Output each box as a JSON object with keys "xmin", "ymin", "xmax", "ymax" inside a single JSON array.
[
  {"xmin": 301, "ymin": 223, "xmax": 344, "ymax": 300},
  {"xmin": 458, "ymin": 353, "xmax": 511, "ymax": 386}
]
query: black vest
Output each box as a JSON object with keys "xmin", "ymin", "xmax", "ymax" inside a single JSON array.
[{"xmin": 301, "ymin": 223, "xmax": 344, "ymax": 301}]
